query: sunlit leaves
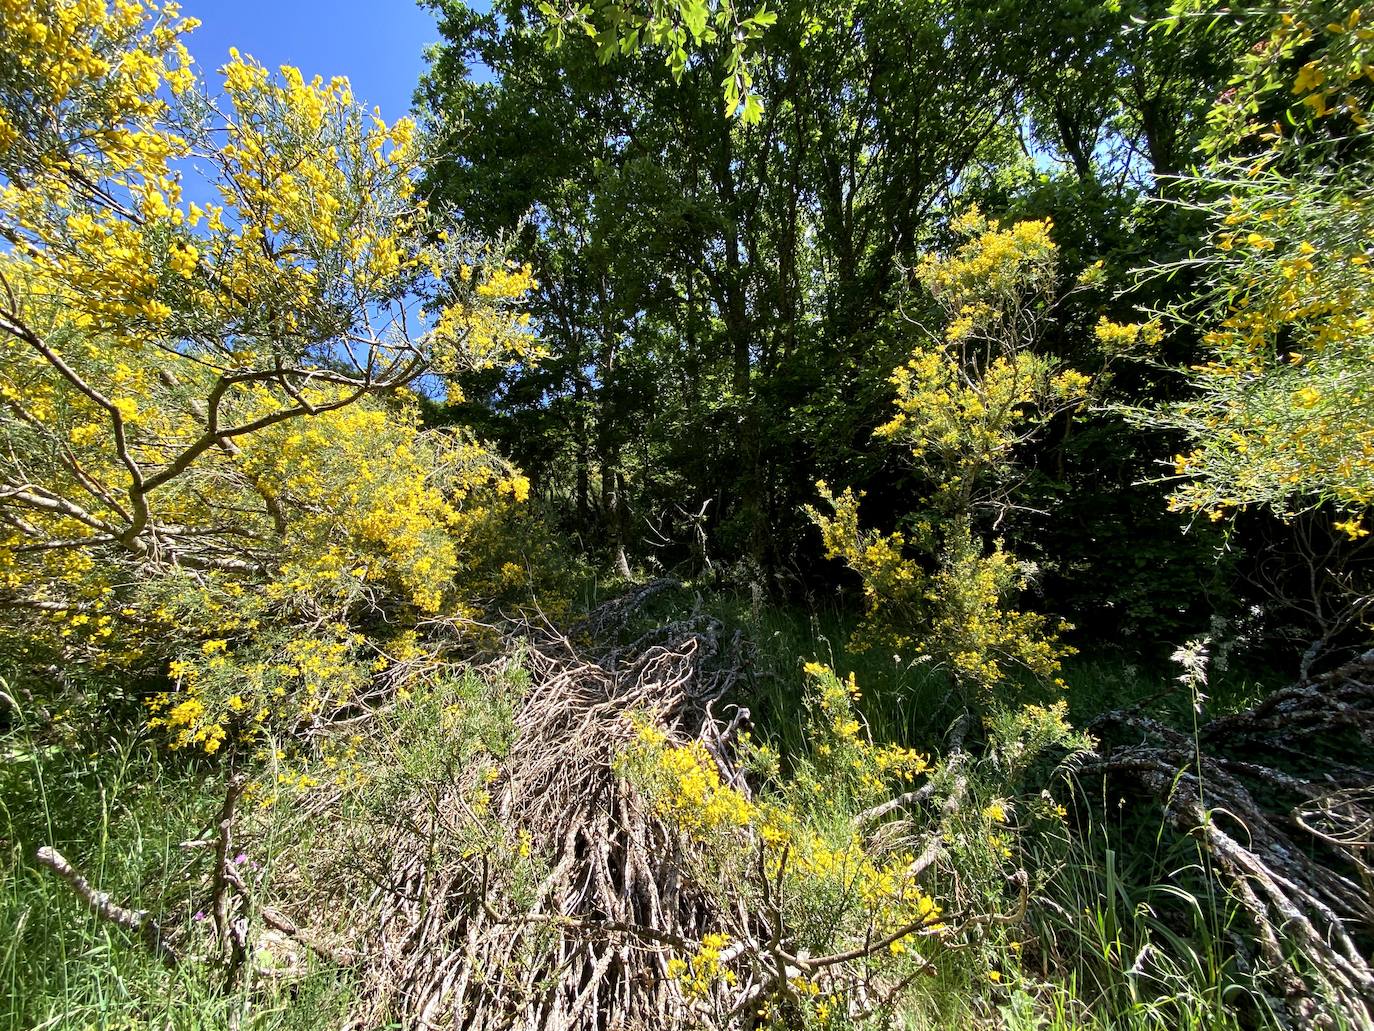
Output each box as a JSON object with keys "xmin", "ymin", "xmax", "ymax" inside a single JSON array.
[
  {"xmin": 1143, "ymin": 1, "xmax": 1374, "ymax": 531},
  {"xmin": 536, "ymin": 0, "xmax": 777, "ymax": 121}
]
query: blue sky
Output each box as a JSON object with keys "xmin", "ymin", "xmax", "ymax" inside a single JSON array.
[{"xmin": 180, "ymin": 0, "xmax": 443, "ymax": 120}]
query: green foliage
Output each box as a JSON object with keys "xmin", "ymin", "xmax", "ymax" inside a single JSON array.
[
  {"xmin": 808, "ymin": 213, "xmax": 1087, "ymax": 708},
  {"xmin": 0, "ymin": 713, "xmax": 354, "ymax": 1031},
  {"xmin": 418, "ymin": 0, "xmax": 1116, "ymax": 584},
  {"xmin": 536, "ymin": 0, "xmax": 777, "ymax": 121},
  {"xmin": 1020, "ymin": 798, "xmax": 1278, "ymax": 1030},
  {"xmin": 1135, "ymin": 0, "xmax": 1374, "ymax": 529}
]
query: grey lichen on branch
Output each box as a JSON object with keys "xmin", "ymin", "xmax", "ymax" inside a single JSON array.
[{"xmin": 35, "ymin": 844, "xmax": 179, "ymax": 965}]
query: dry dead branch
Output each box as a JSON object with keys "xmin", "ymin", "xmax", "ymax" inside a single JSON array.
[
  {"xmin": 35, "ymin": 845, "xmax": 179, "ymax": 965},
  {"xmin": 348, "ymin": 614, "xmax": 758, "ymax": 1030},
  {"xmin": 1084, "ymin": 649, "xmax": 1374, "ymax": 1030}
]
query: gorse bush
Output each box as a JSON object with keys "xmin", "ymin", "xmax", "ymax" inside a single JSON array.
[
  {"xmin": 618, "ymin": 662, "xmax": 947, "ymax": 1023},
  {"xmin": 808, "ymin": 211, "xmax": 1091, "ymax": 707},
  {"xmin": 1101, "ymin": 0, "xmax": 1374, "ymax": 662},
  {"xmin": 611, "ymin": 660, "xmax": 1096, "ymax": 1026},
  {"xmin": 1137, "ymin": 0, "xmax": 1373, "ymax": 533},
  {"xmin": 0, "ymin": 1, "xmax": 548, "ymax": 749}
]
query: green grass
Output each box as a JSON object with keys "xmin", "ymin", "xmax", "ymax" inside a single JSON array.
[
  {"xmin": 1055, "ymin": 655, "xmax": 1278, "ymax": 728},
  {"xmin": 0, "ymin": 712, "xmax": 353, "ymax": 1031},
  {"xmin": 674, "ymin": 588, "xmax": 1278, "ymax": 759}
]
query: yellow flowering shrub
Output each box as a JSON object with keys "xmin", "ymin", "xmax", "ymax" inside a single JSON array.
[
  {"xmin": 883, "ymin": 209, "xmax": 1089, "ymax": 490},
  {"xmin": 1093, "ymin": 317, "xmax": 1164, "ymax": 358},
  {"xmin": 918, "ymin": 207, "xmax": 1058, "ymax": 337},
  {"xmin": 807, "ymin": 482, "xmax": 928, "ymax": 653},
  {"xmin": 876, "ymin": 348, "xmax": 1059, "ymax": 483},
  {"xmin": 621, "ymin": 662, "xmax": 946, "ymax": 1009},
  {"xmin": 1150, "ymin": 178, "xmax": 1374, "ymax": 529},
  {"xmin": 1143, "ymin": 0, "xmax": 1373, "ymax": 544},
  {"xmin": 808, "ymin": 210, "xmax": 1082, "ymax": 705},
  {"xmin": 0, "ymin": 2, "xmax": 550, "ymax": 745},
  {"xmin": 795, "ymin": 660, "xmax": 930, "ymax": 801},
  {"xmin": 621, "ymin": 721, "xmax": 754, "ymax": 838}
]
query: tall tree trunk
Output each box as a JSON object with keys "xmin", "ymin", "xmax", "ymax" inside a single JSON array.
[{"xmin": 594, "ymin": 275, "xmax": 629, "ymax": 576}]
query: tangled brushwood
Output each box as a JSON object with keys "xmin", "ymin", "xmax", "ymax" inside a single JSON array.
[
  {"xmin": 264, "ymin": 590, "xmax": 961, "ymax": 1031},
  {"xmin": 32, "ymin": 583, "xmax": 1001, "ymax": 1029},
  {"xmin": 342, "ymin": 614, "xmax": 754, "ymax": 1029},
  {"xmin": 30, "ymin": 585, "xmax": 1374, "ymax": 1031},
  {"xmin": 1086, "ymin": 651, "xmax": 1374, "ymax": 1030}
]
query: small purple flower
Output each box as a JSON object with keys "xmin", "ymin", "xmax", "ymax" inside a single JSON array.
[
  {"xmin": 193, "ymin": 911, "xmax": 206, "ymax": 922},
  {"xmin": 231, "ymin": 852, "xmax": 248, "ymax": 866}
]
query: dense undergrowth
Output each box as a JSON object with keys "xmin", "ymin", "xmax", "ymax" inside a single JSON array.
[{"xmin": 0, "ymin": 586, "xmax": 1335, "ymax": 1030}]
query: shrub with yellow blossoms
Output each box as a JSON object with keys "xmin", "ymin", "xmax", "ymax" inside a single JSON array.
[
  {"xmin": 0, "ymin": 2, "xmax": 547, "ymax": 746},
  {"xmin": 618, "ymin": 662, "xmax": 946, "ymax": 1020},
  {"xmin": 1104, "ymin": 0, "xmax": 1374, "ymax": 654},
  {"xmin": 808, "ymin": 209, "xmax": 1085, "ymax": 706},
  {"xmin": 1137, "ymin": 0, "xmax": 1374, "ymax": 540}
]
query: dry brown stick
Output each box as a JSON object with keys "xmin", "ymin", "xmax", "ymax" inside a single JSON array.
[
  {"xmin": 259, "ymin": 906, "xmax": 356, "ymax": 966},
  {"xmin": 1091, "ymin": 747, "xmax": 1374, "ymax": 1028},
  {"xmin": 35, "ymin": 845, "xmax": 179, "ymax": 964},
  {"xmin": 213, "ymin": 774, "xmax": 249, "ymax": 986},
  {"xmin": 853, "ymin": 781, "xmax": 938, "ymax": 830}
]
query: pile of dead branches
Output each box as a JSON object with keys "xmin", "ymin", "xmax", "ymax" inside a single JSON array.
[
  {"xmin": 338, "ymin": 607, "xmax": 752, "ymax": 1031},
  {"xmin": 52, "ymin": 585, "xmax": 1374, "ymax": 1030},
  {"xmin": 1084, "ymin": 650, "xmax": 1374, "ymax": 1030},
  {"xmin": 33, "ymin": 584, "xmax": 961, "ymax": 1030},
  {"xmin": 316, "ymin": 590, "xmax": 951, "ymax": 1030}
]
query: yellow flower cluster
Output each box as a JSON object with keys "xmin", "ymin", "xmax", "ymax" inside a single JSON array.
[
  {"xmin": 666, "ymin": 932, "xmax": 735, "ymax": 999},
  {"xmin": 917, "ymin": 207, "xmax": 1057, "ymax": 325},
  {"xmin": 800, "ymin": 661, "xmax": 929, "ymax": 797},
  {"xmin": 241, "ymin": 399, "xmax": 530, "ymax": 614},
  {"xmin": 806, "ymin": 483, "xmax": 927, "ymax": 654},
  {"xmin": 0, "ymin": 0, "xmax": 198, "ymax": 185},
  {"xmin": 876, "ymin": 349, "xmax": 1073, "ymax": 479},
  {"xmin": 624, "ymin": 723, "xmax": 753, "ymax": 839},
  {"xmin": 621, "ymin": 663, "xmax": 948, "ymax": 1005},
  {"xmin": 775, "ymin": 825, "xmax": 944, "ymax": 940},
  {"xmin": 1094, "ymin": 317, "xmax": 1164, "ymax": 358},
  {"xmin": 925, "ymin": 530, "xmax": 1074, "ymax": 697},
  {"xmin": 146, "ymin": 682, "xmax": 226, "ymax": 752},
  {"xmin": 1282, "ymin": 6, "xmax": 1371, "ymax": 125}
]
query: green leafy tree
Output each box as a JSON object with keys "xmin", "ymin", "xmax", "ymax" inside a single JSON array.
[{"xmin": 537, "ymin": 0, "xmax": 778, "ymax": 120}]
